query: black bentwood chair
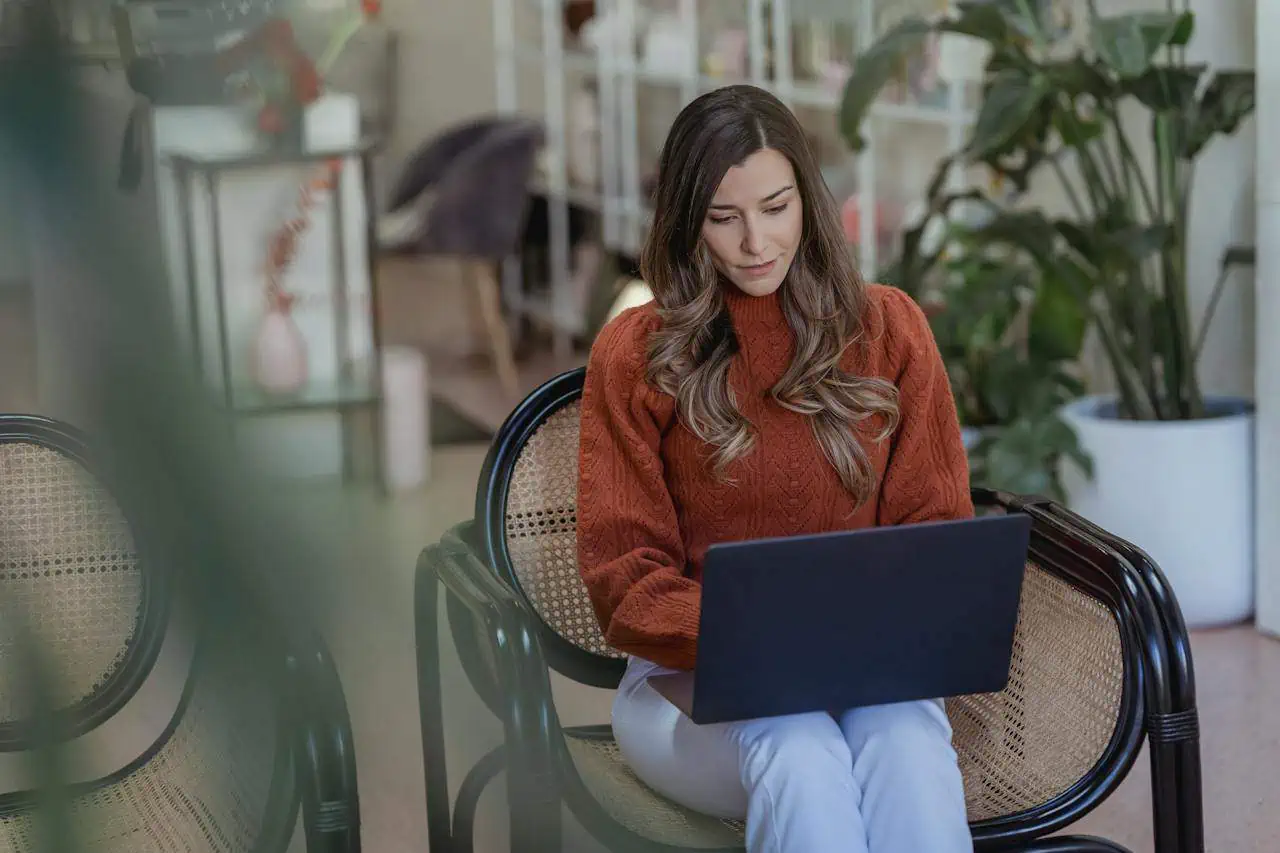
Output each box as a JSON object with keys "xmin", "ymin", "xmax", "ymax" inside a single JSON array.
[
  {"xmin": 416, "ymin": 368, "xmax": 1204, "ymax": 853},
  {"xmin": 0, "ymin": 415, "xmax": 360, "ymax": 853}
]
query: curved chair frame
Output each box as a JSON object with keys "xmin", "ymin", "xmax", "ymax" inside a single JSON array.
[
  {"xmin": 0, "ymin": 414, "xmax": 362, "ymax": 853},
  {"xmin": 0, "ymin": 415, "xmax": 170, "ymax": 751},
  {"xmin": 417, "ymin": 370, "xmax": 1205, "ymax": 853}
]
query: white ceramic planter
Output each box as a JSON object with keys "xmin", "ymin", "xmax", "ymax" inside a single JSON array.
[{"xmin": 1061, "ymin": 395, "xmax": 1256, "ymax": 628}]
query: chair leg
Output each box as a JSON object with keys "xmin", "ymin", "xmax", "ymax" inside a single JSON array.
[
  {"xmin": 1148, "ymin": 711, "xmax": 1205, "ymax": 853},
  {"xmin": 416, "ymin": 556, "xmax": 455, "ymax": 853},
  {"xmin": 468, "ymin": 261, "xmax": 520, "ymax": 399},
  {"xmin": 452, "ymin": 747, "xmax": 508, "ymax": 853}
]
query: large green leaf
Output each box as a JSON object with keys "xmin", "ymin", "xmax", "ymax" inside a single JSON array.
[
  {"xmin": 1123, "ymin": 63, "xmax": 1206, "ymax": 112},
  {"xmin": 1041, "ymin": 56, "xmax": 1114, "ymax": 98},
  {"xmin": 971, "ymin": 209, "xmax": 1059, "ymax": 262},
  {"xmin": 972, "ymin": 412, "xmax": 1092, "ymax": 501},
  {"xmin": 1028, "ymin": 272, "xmax": 1087, "ymax": 362},
  {"xmin": 838, "ymin": 18, "xmax": 932, "ymax": 152},
  {"xmin": 1103, "ymin": 223, "xmax": 1173, "ymax": 263},
  {"xmin": 1050, "ymin": 105, "xmax": 1103, "ymax": 149},
  {"xmin": 978, "ymin": 351, "xmax": 1038, "ymax": 424},
  {"xmin": 1182, "ymin": 70, "xmax": 1255, "ymax": 159},
  {"xmin": 954, "ymin": 0, "xmax": 1066, "ymax": 42},
  {"xmin": 1091, "ymin": 11, "xmax": 1194, "ymax": 79}
]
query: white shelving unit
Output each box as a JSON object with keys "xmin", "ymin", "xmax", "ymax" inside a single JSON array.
[{"xmin": 494, "ymin": 0, "xmax": 976, "ymax": 354}]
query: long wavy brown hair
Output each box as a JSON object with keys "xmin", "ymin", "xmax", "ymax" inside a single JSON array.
[{"xmin": 640, "ymin": 84, "xmax": 900, "ymax": 504}]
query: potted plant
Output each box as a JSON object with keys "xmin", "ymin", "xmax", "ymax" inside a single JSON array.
[
  {"xmin": 840, "ymin": 1, "xmax": 1256, "ymax": 626},
  {"xmin": 923, "ymin": 227, "xmax": 1091, "ymax": 503}
]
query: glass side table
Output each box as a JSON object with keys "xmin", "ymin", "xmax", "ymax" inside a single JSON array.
[{"xmin": 167, "ymin": 139, "xmax": 389, "ymax": 492}]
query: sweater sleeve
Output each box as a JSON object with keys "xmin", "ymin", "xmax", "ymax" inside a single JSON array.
[
  {"xmin": 576, "ymin": 309, "xmax": 701, "ymax": 670},
  {"xmin": 875, "ymin": 288, "xmax": 975, "ymax": 526}
]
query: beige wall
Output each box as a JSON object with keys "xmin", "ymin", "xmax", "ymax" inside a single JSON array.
[
  {"xmin": 1256, "ymin": 0, "xmax": 1280, "ymax": 636},
  {"xmin": 384, "ymin": 0, "xmax": 498, "ymax": 164}
]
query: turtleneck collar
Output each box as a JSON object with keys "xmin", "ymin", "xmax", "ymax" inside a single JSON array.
[{"xmin": 722, "ymin": 284, "xmax": 789, "ymax": 337}]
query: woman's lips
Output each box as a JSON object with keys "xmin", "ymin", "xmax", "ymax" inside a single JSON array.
[{"xmin": 739, "ymin": 258, "xmax": 777, "ymax": 278}]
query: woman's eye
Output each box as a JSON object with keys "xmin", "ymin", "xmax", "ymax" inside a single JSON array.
[
  {"xmin": 708, "ymin": 215, "xmax": 736, "ymax": 225},
  {"xmin": 764, "ymin": 203, "xmax": 789, "ymax": 216}
]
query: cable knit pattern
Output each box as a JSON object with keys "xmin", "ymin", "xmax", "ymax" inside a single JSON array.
[{"xmin": 576, "ymin": 284, "xmax": 973, "ymax": 671}]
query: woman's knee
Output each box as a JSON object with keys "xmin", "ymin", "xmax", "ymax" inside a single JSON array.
[
  {"xmin": 838, "ymin": 700, "xmax": 956, "ymax": 761},
  {"xmin": 733, "ymin": 712, "xmax": 855, "ymax": 782}
]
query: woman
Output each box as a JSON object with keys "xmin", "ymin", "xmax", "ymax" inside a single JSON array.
[{"xmin": 576, "ymin": 84, "xmax": 974, "ymax": 853}]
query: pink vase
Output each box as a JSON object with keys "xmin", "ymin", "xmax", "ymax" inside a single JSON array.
[{"xmin": 252, "ymin": 305, "xmax": 308, "ymax": 395}]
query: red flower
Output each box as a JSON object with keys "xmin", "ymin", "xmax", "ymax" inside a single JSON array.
[
  {"xmin": 262, "ymin": 19, "xmax": 296, "ymax": 50},
  {"xmin": 361, "ymin": 0, "xmax": 381, "ymax": 17},
  {"xmin": 217, "ymin": 17, "xmax": 297, "ymax": 71},
  {"xmin": 291, "ymin": 56, "xmax": 322, "ymax": 104}
]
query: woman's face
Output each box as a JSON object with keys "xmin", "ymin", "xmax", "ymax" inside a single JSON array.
[{"xmin": 700, "ymin": 147, "xmax": 803, "ymax": 298}]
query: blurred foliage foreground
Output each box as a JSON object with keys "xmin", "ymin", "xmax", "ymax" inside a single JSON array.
[{"xmin": 1, "ymin": 26, "xmax": 355, "ymax": 853}]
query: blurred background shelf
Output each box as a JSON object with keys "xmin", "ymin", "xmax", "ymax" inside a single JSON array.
[{"xmin": 493, "ymin": 0, "xmax": 978, "ymax": 357}]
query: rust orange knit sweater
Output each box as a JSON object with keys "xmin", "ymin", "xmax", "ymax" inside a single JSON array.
[{"xmin": 576, "ymin": 283, "xmax": 973, "ymax": 671}]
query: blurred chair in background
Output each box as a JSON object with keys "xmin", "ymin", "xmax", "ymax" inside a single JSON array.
[{"xmin": 376, "ymin": 116, "xmax": 545, "ymax": 399}]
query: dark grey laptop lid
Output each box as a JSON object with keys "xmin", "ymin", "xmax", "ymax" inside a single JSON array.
[{"xmin": 676, "ymin": 513, "xmax": 1032, "ymax": 725}]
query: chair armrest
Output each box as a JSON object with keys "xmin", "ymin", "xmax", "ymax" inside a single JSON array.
[
  {"xmin": 432, "ymin": 522, "xmax": 565, "ymax": 845},
  {"xmin": 1031, "ymin": 498, "xmax": 1196, "ymax": 711},
  {"xmin": 283, "ymin": 633, "xmax": 362, "ymax": 853},
  {"xmin": 974, "ymin": 487, "xmax": 1191, "ymax": 709}
]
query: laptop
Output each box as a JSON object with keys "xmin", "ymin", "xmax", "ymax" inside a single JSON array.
[{"xmin": 647, "ymin": 513, "xmax": 1033, "ymax": 725}]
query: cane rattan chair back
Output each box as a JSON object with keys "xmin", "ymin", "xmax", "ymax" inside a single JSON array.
[
  {"xmin": 0, "ymin": 417, "xmax": 163, "ymax": 745},
  {"xmin": 0, "ymin": 415, "xmax": 360, "ymax": 853},
  {"xmin": 456, "ymin": 368, "xmax": 1173, "ymax": 852}
]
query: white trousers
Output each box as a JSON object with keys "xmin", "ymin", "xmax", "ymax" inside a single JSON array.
[{"xmin": 612, "ymin": 657, "xmax": 972, "ymax": 853}]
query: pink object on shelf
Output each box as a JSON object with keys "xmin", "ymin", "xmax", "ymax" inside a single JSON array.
[
  {"xmin": 252, "ymin": 303, "xmax": 309, "ymax": 396},
  {"xmin": 841, "ymin": 194, "xmax": 861, "ymax": 244},
  {"xmin": 840, "ymin": 194, "xmax": 906, "ymax": 249}
]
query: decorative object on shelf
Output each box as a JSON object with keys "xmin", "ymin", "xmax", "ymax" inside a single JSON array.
[
  {"xmin": 579, "ymin": 2, "xmax": 648, "ymax": 57},
  {"xmin": 841, "ymin": 2, "xmax": 1257, "ymax": 627},
  {"xmin": 563, "ymin": 0, "xmax": 595, "ymax": 44},
  {"xmin": 252, "ymin": 293, "xmax": 309, "ymax": 396},
  {"xmin": 216, "ymin": 2, "xmax": 380, "ymax": 151},
  {"xmin": 252, "ymin": 158, "xmax": 343, "ymax": 396},
  {"xmin": 704, "ymin": 27, "xmax": 748, "ymax": 79},
  {"xmin": 641, "ymin": 10, "xmax": 696, "ymax": 81},
  {"xmin": 838, "ymin": 193, "xmax": 904, "ymax": 266},
  {"xmin": 217, "ymin": 18, "xmax": 321, "ymax": 151},
  {"xmin": 791, "ymin": 19, "xmax": 856, "ymax": 90}
]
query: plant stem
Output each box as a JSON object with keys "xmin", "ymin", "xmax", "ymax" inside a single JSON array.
[
  {"xmin": 317, "ymin": 11, "xmax": 367, "ymax": 77},
  {"xmin": 1153, "ymin": 113, "xmax": 1201, "ymax": 418},
  {"xmin": 1089, "ymin": 133, "xmax": 1127, "ymax": 202},
  {"xmin": 1194, "ymin": 262, "xmax": 1231, "ymax": 362},
  {"xmin": 1091, "ymin": 295, "xmax": 1154, "ymax": 419},
  {"xmin": 1048, "ymin": 103, "xmax": 1161, "ymax": 418},
  {"xmin": 1108, "ymin": 109, "xmax": 1160, "ymax": 222},
  {"xmin": 1048, "ymin": 152, "xmax": 1088, "ymax": 219}
]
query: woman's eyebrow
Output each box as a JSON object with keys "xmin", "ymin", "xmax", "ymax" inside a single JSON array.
[{"xmin": 708, "ymin": 184, "xmax": 795, "ymax": 211}]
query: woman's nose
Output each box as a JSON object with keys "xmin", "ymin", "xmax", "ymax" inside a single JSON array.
[{"xmin": 741, "ymin": 221, "xmax": 767, "ymax": 257}]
